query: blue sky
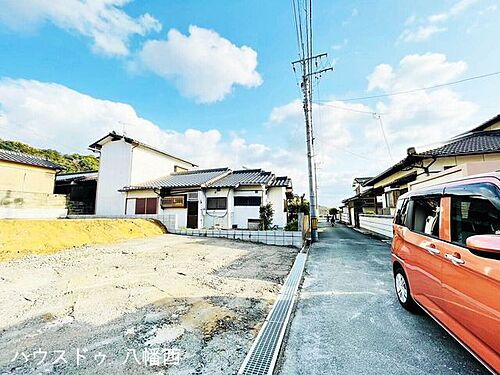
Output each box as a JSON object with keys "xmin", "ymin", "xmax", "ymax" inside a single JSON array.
[{"xmin": 0, "ymin": 0, "xmax": 499, "ymax": 205}]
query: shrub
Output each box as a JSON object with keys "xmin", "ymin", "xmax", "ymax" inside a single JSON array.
[
  {"xmin": 259, "ymin": 203, "xmax": 274, "ymax": 230},
  {"xmin": 285, "ymin": 219, "xmax": 298, "ymax": 231}
]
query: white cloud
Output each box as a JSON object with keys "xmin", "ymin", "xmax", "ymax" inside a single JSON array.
[
  {"xmin": 0, "ymin": 77, "xmax": 298, "ymax": 190},
  {"xmin": 0, "ymin": 0, "xmax": 161, "ymax": 56},
  {"xmin": 331, "ymin": 39, "xmax": 348, "ymax": 51},
  {"xmin": 0, "ymin": 52, "xmax": 483, "ymax": 207},
  {"xmin": 269, "ymin": 53, "xmax": 480, "ymax": 205},
  {"xmin": 428, "ymin": 0, "xmax": 480, "ymax": 23},
  {"xmin": 399, "ymin": 25, "xmax": 447, "ymax": 43},
  {"xmin": 136, "ymin": 25, "xmax": 263, "ymax": 103},
  {"xmin": 399, "ymin": 0, "xmax": 480, "ymax": 43},
  {"xmin": 368, "ymin": 53, "xmax": 467, "ymax": 92},
  {"xmin": 365, "ymin": 53, "xmax": 477, "ymax": 156}
]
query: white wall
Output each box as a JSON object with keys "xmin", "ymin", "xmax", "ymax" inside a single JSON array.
[
  {"xmin": 359, "ymin": 214, "xmax": 393, "ymax": 238},
  {"xmin": 96, "ymin": 139, "xmax": 195, "ymax": 216},
  {"xmin": 0, "ymin": 207, "xmax": 67, "ymax": 219},
  {"xmin": 95, "ymin": 140, "xmax": 132, "ymax": 215},
  {"xmin": 267, "ymin": 187, "xmax": 286, "ymax": 228},
  {"xmin": 162, "ymin": 207, "xmax": 187, "ymax": 228},
  {"xmin": 233, "ymin": 188, "xmax": 264, "ymax": 229},
  {"xmin": 130, "ymin": 147, "xmax": 193, "ymax": 185},
  {"xmin": 203, "ymin": 188, "xmax": 231, "ymax": 228}
]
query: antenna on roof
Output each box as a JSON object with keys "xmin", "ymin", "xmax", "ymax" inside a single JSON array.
[{"xmin": 118, "ymin": 121, "xmax": 128, "ymax": 136}]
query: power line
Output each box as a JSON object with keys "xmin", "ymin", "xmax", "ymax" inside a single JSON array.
[
  {"xmin": 336, "ymin": 70, "xmax": 500, "ymax": 102},
  {"xmin": 374, "ymin": 114, "xmax": 393, "ymax": 162},
  {"xmin": 313, "ymin": 101, "xmax": 378, "ymax": 115}
]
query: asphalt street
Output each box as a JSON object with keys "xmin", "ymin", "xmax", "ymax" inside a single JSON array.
[{"xmin": 279, "ymin": 223, "xmax": 488, "ymax": 375}]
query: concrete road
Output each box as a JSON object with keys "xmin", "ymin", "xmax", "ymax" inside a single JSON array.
[{"xmin": 279, "ymin": 224, "xmax": 488, "ymax": 375}]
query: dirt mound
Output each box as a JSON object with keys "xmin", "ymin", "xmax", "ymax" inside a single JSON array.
[{"xmin": 0, "ymin": 219, "xmax": 165, "ymax": 262}]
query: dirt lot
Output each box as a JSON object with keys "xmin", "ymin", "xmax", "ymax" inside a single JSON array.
[
  {"xmin": 0, "ymin": 219, "xmax": 166, "ymax": 262},
  {"xmin": 0, "ymin": 234, "xmax": 297, "ymax": 374}
]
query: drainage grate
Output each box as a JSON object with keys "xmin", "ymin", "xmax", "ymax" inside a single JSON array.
[{"xmin": 238, "ymin": 252, "xmax": 307, "ymax": 375}]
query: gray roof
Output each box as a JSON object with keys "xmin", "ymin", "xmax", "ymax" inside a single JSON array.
[
  {"xmin": 56, "ymin": 170, "xmax": 98, "ymax": 182},
  {"xmin": 269, "ymin": 176, "xmax": 292, "ymax": 188},
  {"xmin": 353, "ymin": 177, "xmax": 373, "ymax": 184},
  {"xmin": 123, "ymin": 168, "xmax": 229, "ymax": 190},
  {"xmin": 0, "ymin": 149, "xmax": 64, "ymax": 170},
  {"xmin": 457, "ymin": 113, "xmax": 499, "ymax": 135},
  {"xmin": 364, "ymin": 129, "xmax": 500, "ymax": 186},
  {"xmin": 208, "ymin": 169, "xmax": 274, "ymax": 188},
  {"xmin": 419, "ymin": 130, "xmax": 500, "ymax": 157}
]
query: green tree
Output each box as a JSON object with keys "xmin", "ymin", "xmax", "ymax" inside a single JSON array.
[
  {"xmin": 259, "ymin": 203, "xmax": 274, "ymax": 230},
  {"xmin": 287, "ymin": 195, "xmax": 310, "ymax": 221},
  {"xmin": 329, "ymin": 207, "xmax": 338, "ymax": 216},
  {"xmin": 0, "ymin": 138, "xmax": 99, "ymax": 173}
]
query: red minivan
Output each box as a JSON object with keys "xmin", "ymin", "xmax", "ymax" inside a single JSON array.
[{"xmin": 391, "ymin": 172, "xmax": 500, "ymax": 374}]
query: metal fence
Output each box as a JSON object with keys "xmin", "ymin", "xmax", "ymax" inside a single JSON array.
[
  {"xmin": 169, "ymin": 228, "xmax": 303, "ymax": 248},
  {"xmin": 67, "ymin": 214, "xmax": 177, "ymax": 230}
]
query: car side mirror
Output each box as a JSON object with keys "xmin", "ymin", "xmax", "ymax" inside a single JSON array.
[{"xmin": 466, "ymin": 235, "xmax": 500, "ymax": 254}]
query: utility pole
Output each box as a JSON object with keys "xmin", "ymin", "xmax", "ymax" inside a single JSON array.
[{"xmin": 292, "ymin": 53, "xmax": 332, "ymax": 242}]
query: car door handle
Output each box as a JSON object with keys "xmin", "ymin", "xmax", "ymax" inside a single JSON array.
[
  {"xmin": 445, "ymin": 253, "xmax": 465, "ymax": 265},
  {"xmin": 424, "ymin": 246, "xmax": 440, "ymax": 255}
]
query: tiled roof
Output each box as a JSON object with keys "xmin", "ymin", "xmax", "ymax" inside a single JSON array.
[
  {"xmin": 353, "ymin": 177, "xmax": 372, "ymax": 184},
  {"xmin": 364, "ymin": 130, "xmax": 500, "ymax": 186},
  {"xmin": 123, "ymin": 168, "xmax": 229, "ymax": 190},
  {"xmin": 457, "ymin": 113, "xmax": 500, "ymax": 135},
  {"xmin": 208, "ymin": 169, "xmax": 274, "ymax": 188},
  {"xmin": 56, "ymin": 170, "xmax": 98, "ymax": 182},
  {"xmin": 269, "ymin": 176, "xmax": 292, "ymax": 187},
  {"xmin": 419, "ymin": 130, "xmax": 500, "ymax": 157},
  {"xmin": 0, "ymin": 149, "xmax": 64, "ymax": 170}
]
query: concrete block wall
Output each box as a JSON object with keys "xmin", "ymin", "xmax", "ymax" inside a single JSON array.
[{"xmin": 0, "ymin": 189, "xmax": 68, "ymax": 218}]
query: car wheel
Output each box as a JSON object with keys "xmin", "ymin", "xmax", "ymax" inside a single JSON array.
[{"xmin": 394, "ymin": 267, "xmax": 419, "ymax": 313}]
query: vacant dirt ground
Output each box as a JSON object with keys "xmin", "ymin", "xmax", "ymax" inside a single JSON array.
[
  {"xmin": 0, "ymin": 234, "xmax": 297, "ymax": 374},
  {"xmin": 0, "ymin": 219, "xmax": 166, "ymax": 262}
]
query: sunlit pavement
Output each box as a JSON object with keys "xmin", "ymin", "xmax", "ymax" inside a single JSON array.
[{"xmin": 279, "ymin": 223, "xmax": 487, "ymax": 375}]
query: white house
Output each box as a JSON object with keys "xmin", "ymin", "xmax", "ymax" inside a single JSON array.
[
  {"xmin": 90, "ymin": 133, "xmax": 293, "ymax": 229},
  {"xmin": 89, "ymin": 132, "xmax": 197, "ymax": 215}
]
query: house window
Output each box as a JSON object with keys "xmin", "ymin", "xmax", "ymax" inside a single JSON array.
[
  {"xmin": 207, "ymin": 197, "xmax": 227, "ymax": 210},
  {"xmin": 385, "ymin": 190, "xmax": 402, "ymax": 208},
  {"xmin": 234, "ymin": 196, "xmax": 261, "ymax": 206},
  {"xmin": 135, "ymin": 198, "xmax": 157, "ymax": 214},
  {"xmin": 161, "ymin": 195, "xmax": 186, "ymax": 208}
]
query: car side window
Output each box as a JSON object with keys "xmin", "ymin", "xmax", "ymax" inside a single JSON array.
[
  {"xmin": 451, "ymin": 196, "xmax": 500, "ymax": 246},
  {"xmin": 394, "ymin": 198, "xmax": 409, "ymax": 227},
  {"xmin": 410, "ymin": 197, "xmax": 440, "ymax": 237}
]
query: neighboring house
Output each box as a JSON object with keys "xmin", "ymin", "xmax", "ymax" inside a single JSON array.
[
  {"xmin": 0, "ymin": 149, "xmax": 67, "ymax": 218},
  {"xmin": 341, "ymin": 176, "xmax": 379, "ymax": 228},
  {"xmin": 361, "ymin": 114, "xmax": 500, "ymax": 216},
  {"xmin": 89, "ymin": 132, "xmax": 198, "ymax": 215},
  {"xmin": 122, "ymin": 168, "xmax": 293, "ymax": 229},
  {"xmin": 89, "ymin": 132, "xmax": 293, "ymax": 229},
  {"xmin": 55, "ymin": 171, "xmax": 98, "ymax": 214}
]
